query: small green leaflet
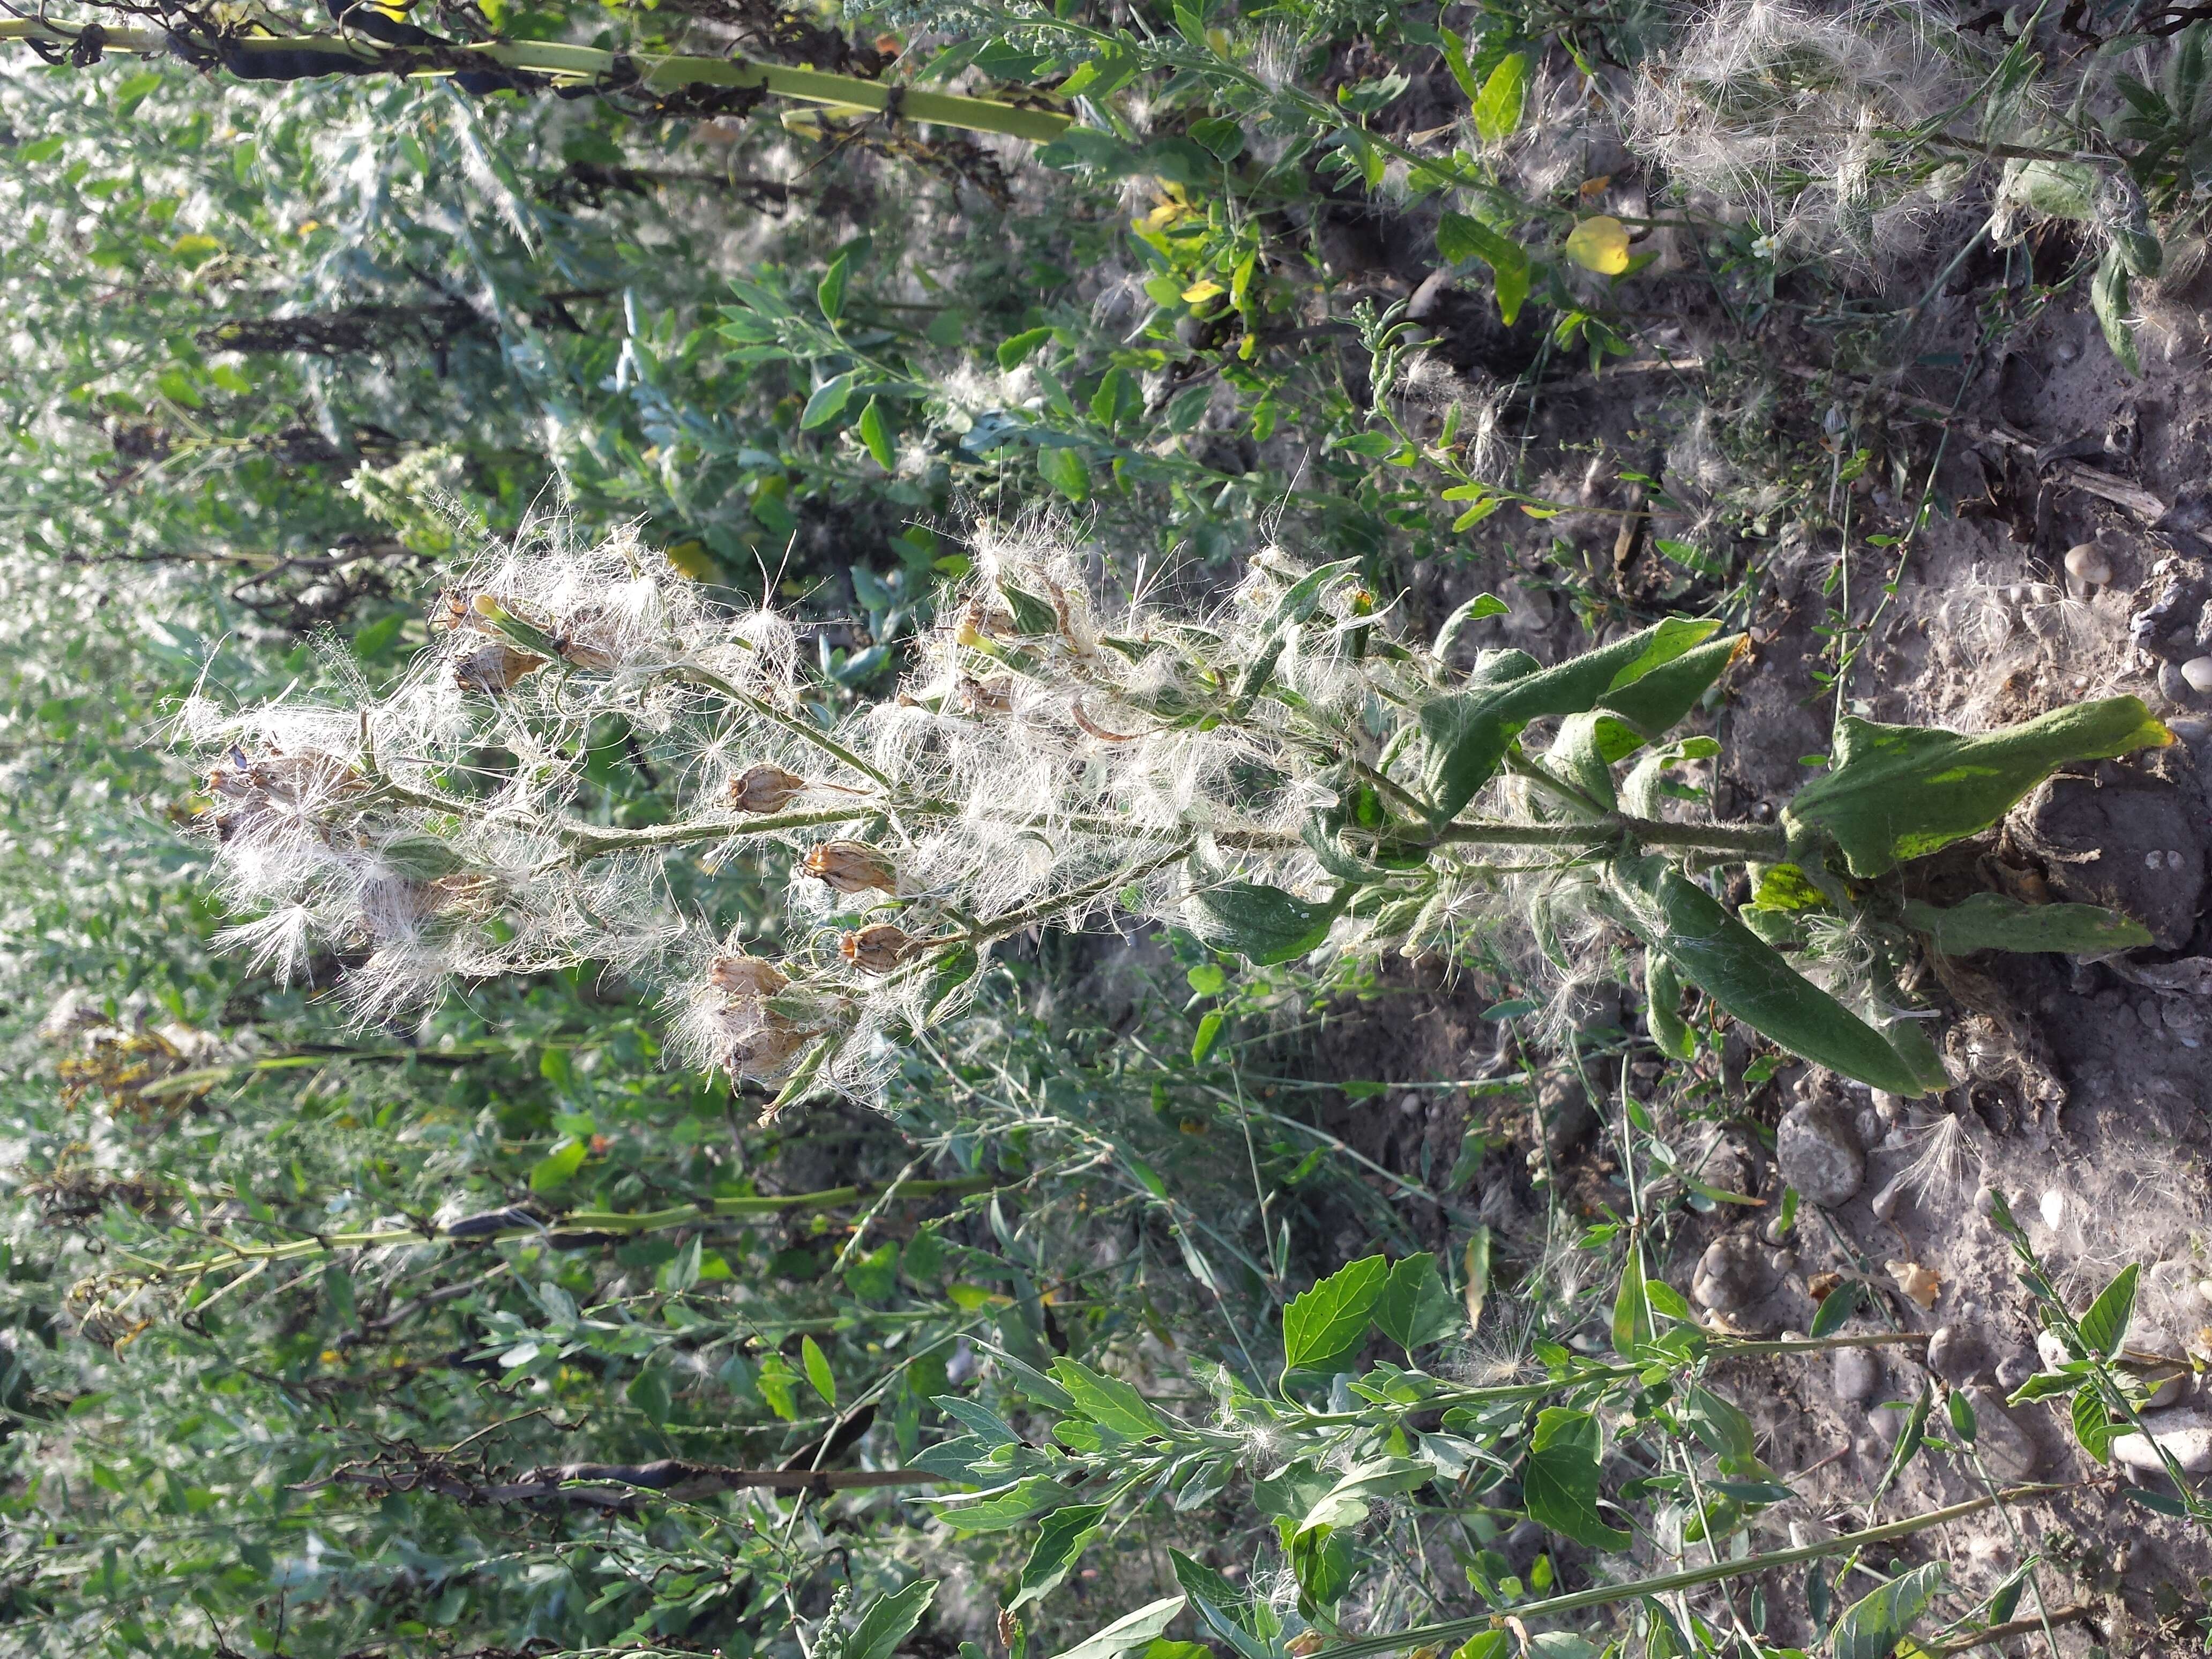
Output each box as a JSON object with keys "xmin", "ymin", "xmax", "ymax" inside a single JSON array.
[
  {"xmin": 1190, "ymin": 1010, "xmax": 1223, "ymax": 1063},
  {"xmin": 1282, "ymin": 1253, "xmax": 1387, "ymax": 1373},
  {"xmin": 1808, "ymin": 1279, "xmax": 1862, "ymax": 1339},
  {"xmin": 801, "ymin": 372, "xmax": 856, "ymax": 430},
  {"xmin": 1902, "ymin": 893, "xmax": 2151, "ymax": 956},
  {"xmin": 1037, "ymin": 444, "xmax": 1092, "ymax": 504},
  {"xmin": 1048, "ymin": 1596, "xmax": 1187, "ymax": 1659},
  {"xmin": 1294, "ymin": 1455, "xmax": 1433, "ymax": 1536},
  {"xmin": 847, "ymin": 1581, "xmax": 937, "ymax": 1659},
  {"xmin": 1829, "ymin": 1561, "xmax": 1947, "ymax": 1659},
  {"xmin": 1611, "ymin": 1242, "xmax": 1653, "ymax": 1356},
  {"xmin": 2073, "ymin": 1387, "xmax": 2118, "ymax": 1462},
  {"xmin": 2078, "ymin": 1263, "xmax": 2138, "ymax": 1358},
  {"xmin": 817, "ymin": 252, "xmax": 849, "ymax": 323},
  {"xmin": 1522, "ymin": 1407, "xmax": 1630, "ymax": 1551},
  {"xmin": 858, "ymin": 398, "xmax": 895, "ymax": 469},
  {"xmin": 1947, "ymin": 1387, "xmax": 1978, "ymax": 1444},
  {"xmin": 1872, "ymin": 1386, "xmax": 1930, "ymax": 1503}
]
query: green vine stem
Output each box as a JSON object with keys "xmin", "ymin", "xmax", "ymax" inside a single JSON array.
[{"xmin": 0, "ymin": 20, "xmax": 1076, "ymax": 143}]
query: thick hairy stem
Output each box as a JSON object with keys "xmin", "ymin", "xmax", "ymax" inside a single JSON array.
[
  {"xmin": 1319, "ymin": 1486, "xmax": 2059, "ymax": 1659},
  {"xmin": 326, "ymin": 1458, "xmax": 950, "ymax": 1510},
  {"xmin": 0, "ymin": 21, "xmax": 1073, "ymax": 143}
]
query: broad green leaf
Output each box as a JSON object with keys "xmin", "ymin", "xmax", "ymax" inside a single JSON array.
[
  {"xmin": 801, "ymin": 1334, "xmax": 836, "ymax": 1406},
  {"xmin": 1008, "ymin": 1503, "xmax": 1109, "ymax": 1611},
  {"xmin": 1183, "ymin": 880, "xmax": 1350, "ymax": 967},
  {"xmin": 801, "ymin": 372, "xmax": 856, "ymax": 429},
  {"xmin": 817, "ymin": 252, "xmax": 849, "ymax": 323},
  {"xmin": 2073, "ymin": 1388, "xmax": 2117, "ymax": 1462},
  {"xmin": 1038, "ymin": 444, "xmax": 1092, "ymax": 503},
  {"xmin": 1471, "ymin": 53, "xmax": 1529, "ymax": 143},
  {"xmin": 1290, "ymin": 1525, "xmax": 1355, "ymax": 1613},
  {"xmin": 998, "ymin": 326, "xmax": 1055, "ymax": 369},
  {"xmin": 928, "ymin": 1475, "xmax": 1078, "ymax": 1533},
  {"xmin": 1808, "ymin": 1280, "xmax": 1862, "ymax": 1339},
  {"xmin": 1603, "ymin": 856, "xmax": 1930, "ymax": 1095},
  {"xmin": 2093, "ymin": 244, "xmax": 2140, "ymax": 373},
  {"xmin": 1282, "ymin": 1253, "xmax": 1388, "ymax": 1372},
  {"xmin": 1646, "ymin": 953, "xmax": 1694, "ymax": 1060},
  {"xmin": 1522, "ymin": 1407, "xmax": 1630, "ymax": 1551},
  {"xmin": 1050, "ymin": 1357, "xmax": 1168, "ymax": 1440},
  {"xmin": 1902, "ymin": 893, "xmax": 2152, "ymax": 956},
  {"xmin": 858, "ymin": 397, "xmax": 895, "ymax": 469},
  {"xmin": 1784, "ymin": 696, "xmax": 2171, "ymax": 877},
  {"xmin": 1830, "ymin": 1561, "xmax": 1947, "ymax": 1659},
  {"xmin": 1611, "ymin": 1242, "xmax": 1653, "ymax": 1356},
  {"xmin": 625, "ymin": 1364, "xmax": 671, "ymax": 1424},
  {"xmin": 1295, "ymin": 1456, "xmax": 1433, "ymax": 1535},
  {"xmin": 1049, "ymin": 1596, "xmax": 1187, "ymax": 1659},
  {"xmin": 1434, "ymin": 213, "xmax": 1528, "ymax": 323},
  {"xmin": 849, "ymin": 1580, "xmax": 939, "ymax": 1659},
  {"xmin": 1421, "ymin": 617, "xmax": 1721, "ymax": 824},
  {"xmin": 528, "ymin": 1137, "xmax": 587, "ymax": 1192},
  {"xmin": 2079, "ymin": 1263, "xmax": 2139, "ymax": 1358},
  {"xmin": 1563, "ymin": 215, "xmax": 1631, "ymax": 275},
  {"xmin": 1948, "ymin": 1387, "xmax": 1978, "ymax": 1444},
  {"xmin": 1375, "ymin": 1252, "xmax": 1459, "ymax": 1352}
]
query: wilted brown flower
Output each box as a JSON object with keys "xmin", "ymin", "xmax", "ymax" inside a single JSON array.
[
  {"xmin": 840, "ymin": 923, "xmax": 920, "ymax": 975},
  {"xmin": 801, "ymin": 841, "xmax": 897, "ymax": 894},
  {"xmin": 701, "ymin": 955, "xmax": 809, "ymax": 1080},
  {"xmin": 206, "ymin": 747, "xmax": 364, "ymax": 843},
  {"xmin": 727, "ymin": 764, "xmax": 806, "ymax": 814}
]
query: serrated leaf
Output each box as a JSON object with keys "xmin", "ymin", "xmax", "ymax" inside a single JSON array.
[
  {"xmin": 1049, "ymin": 1357, "xmax": 1168, "ymax": 1440},
  {"xmin": 1008, "ymin": 1504, "xmax": 1109, "ymax": 1611},
  {"xmin": 1603, "ymin": 856, "xmax": 1931, "ymax": 1095},
  {"xmin": 1830, "ymin": 1562, "xmax": 1947, "ymax": 1659},
  {"xmin": 2079, "ymin": 1262, "xmax": 2139, "ymax": 1358},
  {"xmin": 1282, "ymin": 1253, "xmax": 1387, "ymax": 1372},
  {"xmin": 1784, "ymin": 697, "xmax": 2172, "ymax": 877},
  {"xmin": 1376, "ymin": 1252, "xmax": 1460, "ymax": 1352},
  {"xmin": 1522, "ymin": 1407, "xmax": 1631, "ymax": 1551}
]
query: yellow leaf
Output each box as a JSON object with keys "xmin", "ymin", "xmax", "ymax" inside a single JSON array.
[
  {"xmin": 1564, "ymin": 215, "xmax": 1632, "ymax": 275},
  {"xmin": 1180, "ymin": 279, "xmax": 1224, "ymax": 303},
  {"xmin": 663, "ymin": 539, "xmax": 716, "ymax": 580},
  {"xmin": 171, "ymin": 234, "xmax": 222, "ymax": 260},
  {"xmin": 1578, "ymin": 175, "xmax": 1612, "ymax": 201}
]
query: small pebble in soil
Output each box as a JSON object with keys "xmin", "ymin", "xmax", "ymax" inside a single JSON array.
[
  {"xmin": 2066, "ymin": 542, "xmax": 2114, "ymax": 586},
  {"xmin": 2041, "ymin": 1189, "xmax": 2066, "ymax": 1229},
  {"xmin": 1692, "ymin": 1234, "xmax": 1775, "ymax": 1313},
  {"xmin": 1994, "ymin": 1352, "xmax": 2036, "ymax": 1392},
  {"xmin": 2113, "ymin": 1408, "xmax": 2212, "ymax": 1477},
  {"xmin": 2188, "ymin": 657, "xmax": 2212, "ymax": 694},
  {"xmin": 1538, "ymin": 1072, "xmax": 1598, "ymax": 1160},
  {"xmin": 1833, "ymin": 1346, "xmax": 1880, "ymax": 1403},
  {"xmin": 1926, "ymin": 1323, "xmax": 1987, "ymax": 1386},
  {"xmin": 1777, "ymin": 1100, "xmax": 1866, "ymax": 1207},
  {"xmin": 1963, "ymin": 1387, "xmax": 2038, "ymax": 1481},
  {"xmin": 1974, "ymin": 1184, "xmax": 2004, "ymax": 1220},
  {"xmin": 1854, "ymin": 1106, "xmax": 1886, "ymax": 1149}
]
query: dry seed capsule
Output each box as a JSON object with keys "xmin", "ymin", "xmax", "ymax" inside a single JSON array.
[
  {"xmin": 801, "ymin": 841, "xmax": 898, "ymax": 894},
  {"xmin": 727, "ymin": 764, "xmax": 806, "ymax": 814},
  {"xmin": 840, "ymin": 923, "xmax": 921, "ymax": 975}
]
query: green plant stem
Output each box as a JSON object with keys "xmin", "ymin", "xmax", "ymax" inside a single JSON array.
[
  {"xmin": 1318, "ymin": 1486, "xmax": 2057, "ymax": 1659},
  {"xmin": 147, "ymin": 1174, "xmax": 996, "ymax": 1281},
  {"xmin": 0, "ymin": 21, "xmax": 1074, "ymax": 143}
]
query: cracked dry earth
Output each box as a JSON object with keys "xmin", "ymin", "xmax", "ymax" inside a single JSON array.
[{"xmin": 1277, "ymin": 274, "xmax": 2212, "ymax": 1647}]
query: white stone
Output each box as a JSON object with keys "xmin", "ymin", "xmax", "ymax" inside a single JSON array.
[
  {"xmin": 2066, "ymin": 543, "xmax": 2113, "ymax": 585},
  {"xmin": 2184, "ymin": 657, "xmax": 2212, "ymax": 694},
  {"xmin": 2112, "ymin": 1408, "xmax": 2212, "ymax": 1476}
]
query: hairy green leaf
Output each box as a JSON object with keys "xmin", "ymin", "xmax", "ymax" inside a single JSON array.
[
  {"xmin": 1902, "ymin": 893, "xmax": 2152, "ymax": 956},
  {"xmin": 1784, "ymin": 696, "xmax": 2171, "ymax": 877},
  {"xmin": 1604, "ymin": 856, "xmax": 1931, "ymax": 1095},
  {"xmin": 1183, "ymin": 879, "xmax": 1350, "ymax": 967}
]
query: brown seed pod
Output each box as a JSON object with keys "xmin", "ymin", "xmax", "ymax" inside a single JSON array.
[
  {"xmin": 451, "ymin": 640, "xmax": 547, "ymax": 694},
  {"xmin": 708, "ymin": 955, "xmax": 788, "ymax": 1001},
  {"xmin": 840, "ymin": 923, "xmax": 920, "ymax": 975},
  {"xmin": 727, "ymin": 763, "xmax": 807, "ymax": 814},
  {"xmin": 801, "ymin": 841, "xmax": 898, "ymax": 894}
]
